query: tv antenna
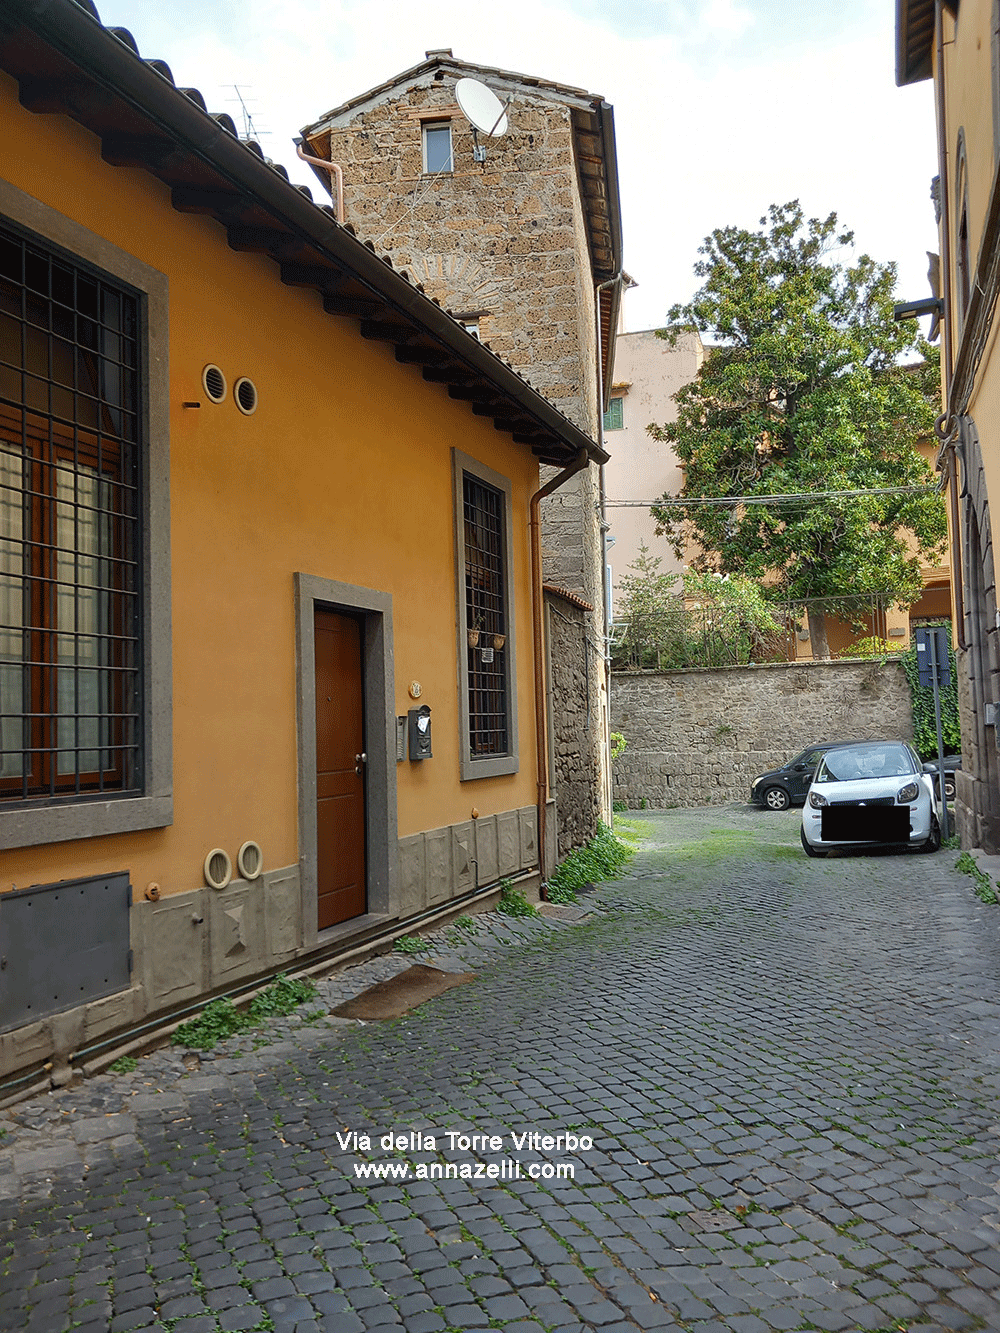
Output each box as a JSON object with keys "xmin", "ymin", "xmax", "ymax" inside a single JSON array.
[
  {"xmin": 455, "ymin": 77, "xmax": 510, "ymax": 163},
  {"xmin": 228, "ymin": 85, "xmax": 269, "ymax": 141}
]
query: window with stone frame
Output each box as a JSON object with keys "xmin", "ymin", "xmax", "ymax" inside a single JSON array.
[
  {"xmin": 0, "ymin": 222, "xmax": 143, "ymax": 803},
  {"xmin": 956, "ymin": 138, "xmax": 971, "ymax": 327},
  {"xmin": 463, "ymin": 472, "xmax": 509, "ymax": 757},
  {"xmin": 453, "ymin": 450, "xmax": 518, "ymax": 781}
]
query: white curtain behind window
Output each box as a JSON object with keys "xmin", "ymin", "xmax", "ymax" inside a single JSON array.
[
  {"xmin": 0, "ymin": 446, "xmax": 23, "ymax": 780},
  {"xmin": 56, "ymin": 461, "xmax": 109, "ymax": 776}
]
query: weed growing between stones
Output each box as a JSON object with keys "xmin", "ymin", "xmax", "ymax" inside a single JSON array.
[
  {"xmin": 108, "ymin": 1055, "xmax": 138, "ymax": 1074},
  {"xmin": 394, "ymin": 933, "xmax": 429, "ymax": 953},
  {"xmin": 171, "ymin": 973, "xmax": 318, "ymax": 1050},
  {"xmin": 547, "ymin": 819, "xmax": 637, "ymax": 903},
  {"xmin": 643, "ymin": 825, "xmax": 757, "ymax": 871},
  {"xmin": 497, "ymin": 879, "xmax": 536, "ymax": 917},
  {"xmin": 956, "ymin": 851, "xmax": 997, "ymax": 904}
]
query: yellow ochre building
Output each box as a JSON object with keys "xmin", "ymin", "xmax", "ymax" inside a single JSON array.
[{"xmin": 0, "ymin": 0, "xmax": 606, "ymax": 1089}]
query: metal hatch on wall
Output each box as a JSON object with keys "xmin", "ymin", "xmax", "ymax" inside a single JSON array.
[{"xmin": 0, "ymin": 872, "xmax": 131, "ymax": 1031}]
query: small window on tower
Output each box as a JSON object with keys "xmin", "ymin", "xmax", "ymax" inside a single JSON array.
[{"xmin": 423, "ymin": 121, "xmax": 453, "ymax": 174}]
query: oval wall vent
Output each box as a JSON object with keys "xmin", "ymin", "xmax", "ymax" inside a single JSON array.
[
  {"xmin": 202, "ymin": 364, "xmax": 227, "ymax": 403},
  {"xmin": 237, "ymin": 840, "xmax": 263, "ymax": 880},
  {"xmin": 203, "ymin": 847, "xmax": 232, "ymax": 890},
  {"xmin": 234, "ymin": 376, "xmax": 258, "ymax": 415}
]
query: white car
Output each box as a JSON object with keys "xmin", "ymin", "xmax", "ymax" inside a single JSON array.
[{"xmin": 800, "ymin": 741, "xmax": 940, "ymax": 858}]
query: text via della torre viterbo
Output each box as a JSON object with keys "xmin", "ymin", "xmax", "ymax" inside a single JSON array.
[{"xmin": 337, "ymin": 1129, "xmax": 594, "ymax": 1182}]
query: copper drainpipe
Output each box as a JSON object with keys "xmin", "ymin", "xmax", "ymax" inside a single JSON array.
[
  {"xmin": 295, "ymin": 139, "xmax": 345, "ymax": 225},
  {"xmin": 934, "ymin": 0, "xmax": 966, "ymax": 646},
  {"xmin": 530, "ymin": 448, "xmax": 590, "ymax": 884}
]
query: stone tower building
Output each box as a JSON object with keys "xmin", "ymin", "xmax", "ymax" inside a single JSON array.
[{"xmin": 301, "ymin": 52, "xmax": 624, "ymax": 846}]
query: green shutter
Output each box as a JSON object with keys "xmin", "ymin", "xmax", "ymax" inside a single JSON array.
[{"xmin": 603, "ymin": 396, "xmax": 624, "ymax": 431}]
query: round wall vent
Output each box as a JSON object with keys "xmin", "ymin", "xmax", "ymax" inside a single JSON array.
[
  {"xmin": 202, "ymin": 364, "xmax": 227, "ymax": 404},
  {"xmin": 237, "ymin": 840, "xmax": 263, "ymax": 880},
  {"xmin": 234, "ymin": 377, "xmax": 258, "ymax": 415},
  {"xmin": 203, "ymin": 847, "xmax": 232, "ymax": 890}
]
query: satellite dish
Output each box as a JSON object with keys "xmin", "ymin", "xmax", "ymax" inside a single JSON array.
[{"xmin": 456, "ymin": 78, "xmax": 508, "ymax": 137}]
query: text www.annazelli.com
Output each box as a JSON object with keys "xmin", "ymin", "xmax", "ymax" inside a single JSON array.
[{"xmin": 353, "ymin": 1159, "xmax": 575, "ymax": 1181}]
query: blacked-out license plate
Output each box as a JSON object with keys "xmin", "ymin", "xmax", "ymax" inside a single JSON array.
[{"xmin": 820, "ymin": 806, "xmax": 910, "ymax": 842}]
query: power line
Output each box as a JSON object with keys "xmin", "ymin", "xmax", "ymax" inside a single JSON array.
[{"xmin": 605, "ymin": 484, "xmax": 939, "ymax": 509}]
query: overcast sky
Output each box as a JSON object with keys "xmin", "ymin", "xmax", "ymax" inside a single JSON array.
[{"xmin": 93, "ymin": 0, "xmax": 939, "ymax": 334}]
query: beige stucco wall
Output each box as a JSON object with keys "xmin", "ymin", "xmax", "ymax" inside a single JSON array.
[{"xmin": 604, "ymin": 329, "xmax": 703, "ymax": 610}]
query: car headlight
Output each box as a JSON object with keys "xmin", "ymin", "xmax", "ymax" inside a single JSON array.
[
  {"xmin": 808, "ymin": 792, "xmax": 827, "ymax": 808},
  {"xmin": 897, "ymin": 782, "xmax": 919, "ymax": 803}
]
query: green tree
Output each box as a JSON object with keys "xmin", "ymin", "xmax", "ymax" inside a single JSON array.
[
  {"xmin": 649, "ymin": 201, "xmax": 948, "ymax": 658},
  {"xmin": 612, "ymin": 542, "xmax": 686, "ymax": 668},
  {"xmin": 612, "ymin": 546, "xmax": 787, "ymax": 668},
  {"xmin": 682, "ymin": 570, "xmax": 786, "ymax": 666}
]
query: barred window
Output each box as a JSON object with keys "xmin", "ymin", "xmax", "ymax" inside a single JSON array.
[
  {"xmin": 463, "ymin": 473, "xmax": 509, "ymax": 757},
  {"xmin": 0, "ymin": 225, "xmax": 142, "ymax": 802}
]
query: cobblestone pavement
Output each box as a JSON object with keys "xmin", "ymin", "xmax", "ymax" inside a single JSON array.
[{"xmin": 4, "ymin": 807, "xmax": 1000, "ymax": 1333}]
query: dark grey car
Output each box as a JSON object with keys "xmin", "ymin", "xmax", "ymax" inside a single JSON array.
[{"xmin": 922, "ymin": 753, "xmax": 961, "ymax": 801}]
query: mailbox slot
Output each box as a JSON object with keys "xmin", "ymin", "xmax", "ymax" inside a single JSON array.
[{"xmin": 408, "ymin": 705, "xmax": 432, "ymax": 760}]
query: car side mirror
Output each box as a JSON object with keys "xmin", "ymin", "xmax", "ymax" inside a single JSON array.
[{"xmin": 793, "ymin": 763, "xmax": 807, "ymax": 771}]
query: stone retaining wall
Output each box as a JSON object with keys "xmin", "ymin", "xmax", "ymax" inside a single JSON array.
[
  {"xmin": 546, "ymin": 589, "xmax": 600, "ymax": 855},
  {"xmin": 611, "ymin": 660, "xmax": 914, "ymax": 808}
]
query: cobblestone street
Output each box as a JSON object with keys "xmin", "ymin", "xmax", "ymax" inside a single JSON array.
[{"xmin": 4, "ymin": 808, "xmax": 1000, "ymax": 1333}]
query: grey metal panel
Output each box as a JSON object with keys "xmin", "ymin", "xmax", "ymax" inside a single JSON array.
[{"xmin": 0, "ymin": 872, "xmax": 131, "ymax": 1032}]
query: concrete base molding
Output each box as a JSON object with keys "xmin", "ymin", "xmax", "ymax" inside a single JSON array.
[
  {"xmin": 1, "ymin": 808, "xmax": 540, "ymax": 1084},
  {"xmin": 0, "ymin": 864, "xmax": 304, "ymax": 1081},
  {"xmin": 398, "ymin": 807, "xmax": 539, "ymax": 916},
  {"xmin": 133, "ymin": 865, "xmax": 305, "ymax": 1013}
]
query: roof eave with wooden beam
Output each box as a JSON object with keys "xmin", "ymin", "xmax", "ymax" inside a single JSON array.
[
  {"xmin": 0, "ymin": 0, "xmax": 607, "ymax": 468},
  {"xmin": 301, "ymin": 53, "xmax": 625, "ymax": 403}
]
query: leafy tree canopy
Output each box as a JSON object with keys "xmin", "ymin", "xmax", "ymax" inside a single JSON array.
[
  {"xmin": 612, "ymin": 542, "xmax": 786, "ymax": 669},
  {"xmin": 649, "ymin": 202, "xmax": 947, "ymax": 656}
]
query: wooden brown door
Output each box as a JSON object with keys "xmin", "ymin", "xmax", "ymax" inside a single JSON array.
[{"xmin": 314, "ymin": 608, "xmax": 367, "ymax": 929}]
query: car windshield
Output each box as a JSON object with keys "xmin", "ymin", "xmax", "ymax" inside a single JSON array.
[
  {"xmin": 816, "ymin": 744, "xmax": 916, "ymax": 783},
  {"xmin": 787, "ymin": 748, "xmax": 820, "ymax": 767}
]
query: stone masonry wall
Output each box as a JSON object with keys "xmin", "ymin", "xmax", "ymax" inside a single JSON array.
[
  {"xmin": 611, "ymin": 661, "xmax": 914, "ymax": 808},
  {"xmin": 321, "ymin": 78, "xmax": 593, "ymax": 432},
  {"xmin": 546, "ymin": 588, "xmax": 600, "ymax": 853}
]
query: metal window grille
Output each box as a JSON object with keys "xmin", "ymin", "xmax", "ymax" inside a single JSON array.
[
  {"xmin": 0, "ymin": 224, "xmax": 142, "ymax": 802},
  {"xmin": 463, "ymin": 474, "xmax": 508, "ymax": 757}
]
